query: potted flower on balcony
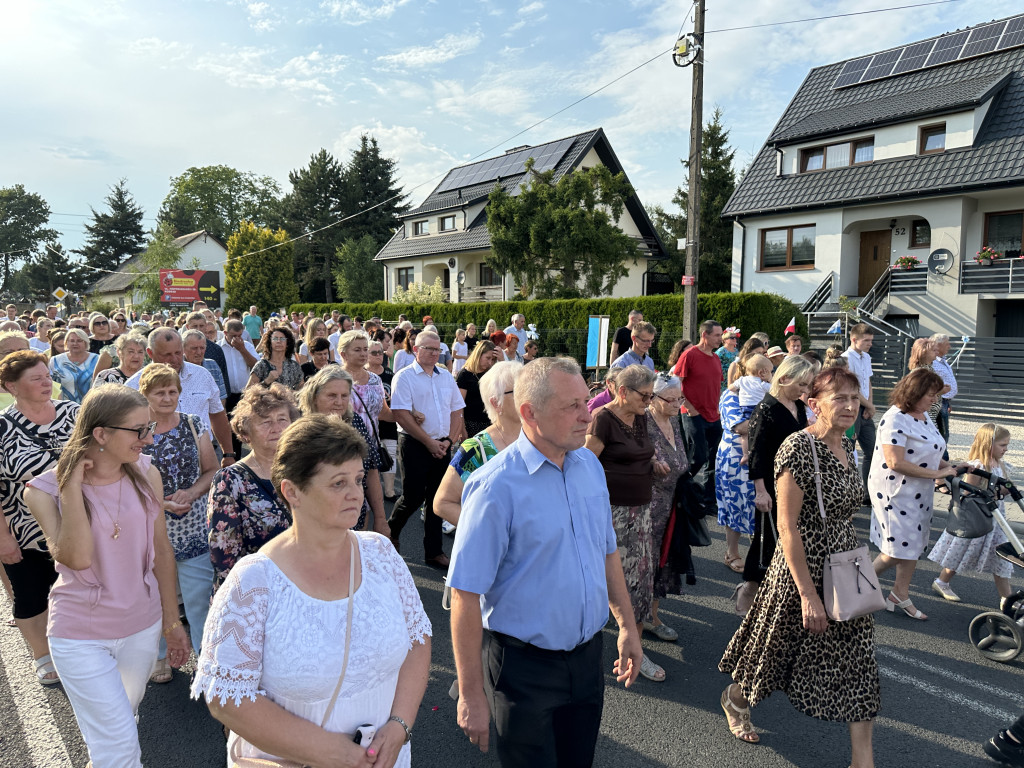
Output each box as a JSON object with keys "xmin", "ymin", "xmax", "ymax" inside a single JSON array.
[
  {"xmin": 975, "ymin": 246, "xmax": 1002, "ymax": 265},
  {"xmin": 891, "ymin": 255, "xmax": 922, "ymax": 270}
]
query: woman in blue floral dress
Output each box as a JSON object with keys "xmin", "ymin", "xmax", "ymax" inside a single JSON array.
[
  {"xmin": 716, "ymin": 388, "xmax": 756, "ymax": 573},
  {"xmin": 139, "ymin": 364, "xmax": 219, "ymax": 683}
]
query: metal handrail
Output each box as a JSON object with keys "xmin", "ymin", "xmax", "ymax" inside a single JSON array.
[
  {"xmin": 858, "ymin": 307, "xmax": 915, "ymax": 339},
  {"xmin": 859, "ymin": 267, "xmax": 891, "ymax": 316},
  {"xmin": 801, "ymin": 271, "xmax": 834, "ymax": 313}
]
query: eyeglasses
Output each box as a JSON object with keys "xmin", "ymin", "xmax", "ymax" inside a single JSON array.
[
  {"xmin": 104, "ymin": 422, "xmax": 158, "ymax": 440},
  {"xmin": 271, "ymin": 336, "xmax": 287, "ymax": 342},
  {"xmin": 626, "ymin": 387, "xmax": 654, "ymax": 403},
  {"xmin": 419, "ymin": 346, "xmax": 440, "ymax": 353},
  {"xmin": 369, "ymin": 350, "xmax": 384, "ymax": 355},
  {"xmin": 657, "ymin": 394, "xmax": 683, "ymax": 404},
  {"xmin": 633, "ymin": 336, "xmax": 654, "ymax": 345}
]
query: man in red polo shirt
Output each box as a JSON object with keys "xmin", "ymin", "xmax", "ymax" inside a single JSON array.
[{"xmin": 678, "ymin": 320, "xmax": 724, "ymax": 514}]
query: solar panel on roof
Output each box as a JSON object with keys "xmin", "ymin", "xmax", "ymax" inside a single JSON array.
[
  {"xmin": 434, "ymin": 137, "xmax": 577, "ymax": 194},
  {"xmin": 833, "ymin": 56, "xmax": 872, "ymax": 87},
  {"xmin": 960, "ymin": 20, "xmax": 1006, "ymax": 58},
  {"xmin": 998, "ymin": 16, "xmax": 1024, "ymax": 50},
  {"xmin": 862, "ymin": 49, "xmax": 902, "ymax": 80},
  {"xmin": 892, "ymin": 40, "xmax": 935, "ymax": 74},
  {"xmin": 925, "ymin": 30, "xmax": 969, "ymax": 66}
]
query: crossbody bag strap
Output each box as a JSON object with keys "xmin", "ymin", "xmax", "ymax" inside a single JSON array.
[
  {"xmin": 351, "ymin": 387, "xmax": 381, "ymax": 446},
  {"xmin": 805, "ymin": 431, "xmax": 828, "ymax": 523},
  {"xmin": 320, "ymin": 534, "xmax": 356, "ymax": 728}
]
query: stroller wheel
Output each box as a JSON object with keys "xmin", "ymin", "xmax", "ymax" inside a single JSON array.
[
  {"xmin": 1002, "ymin": 590, "xmax": 1024, "ymax": 621},
  {"xmin": 969, "ymin": 611, "xmax": 1024, "ymax": 663}
]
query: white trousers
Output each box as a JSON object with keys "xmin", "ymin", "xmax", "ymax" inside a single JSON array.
[{"xmin": 49, "ymin": 620, "xmax": 162, "ymax": 768}]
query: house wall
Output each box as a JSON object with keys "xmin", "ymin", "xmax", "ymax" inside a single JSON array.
[
  {"xmin": 781, "ymin": 108, "xmax": 979, "ymax": 174},
  {"xmin": 734, "ymin": 195, "xmax": 995, "ymax": 337}
]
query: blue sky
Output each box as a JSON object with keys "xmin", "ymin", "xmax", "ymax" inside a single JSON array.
[{"xmin": 1, "ymin": 0, "xmax": 1020, "ymax": 259}]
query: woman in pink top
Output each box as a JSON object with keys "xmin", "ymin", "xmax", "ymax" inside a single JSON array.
[{"xmin": 25, "ymin": 384, "xmax": 190, "ymax": 768}]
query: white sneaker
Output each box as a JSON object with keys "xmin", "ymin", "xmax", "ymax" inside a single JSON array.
[
  {"xmin": 442, "ymin": 521, "xmax": 456, "ymax": 535},
  {"xmin": 932, "ymin": 579, "xmax": 961, "ymax": 602}
]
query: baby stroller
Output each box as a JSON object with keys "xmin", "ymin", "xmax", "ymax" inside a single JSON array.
[{"xmin": 955, "ymin": 467, "xmax": 1024, "ymax": 663}]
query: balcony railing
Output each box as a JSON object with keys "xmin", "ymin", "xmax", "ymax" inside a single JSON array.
[
  {"xmin": 888, "ymin": 267, "xmax": 928, "ymax": 295},
  {"xmin": 959, "ymin": 258, "xmax": 1024, "ymax": 294},
  {"xmin": 460, "ymin": 285, "xmax": 504, "ymax": 303}
]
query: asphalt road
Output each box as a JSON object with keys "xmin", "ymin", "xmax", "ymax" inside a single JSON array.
[{"xmin": 1, "ymin": 495, "xmax": 1022, "ymax": 768}]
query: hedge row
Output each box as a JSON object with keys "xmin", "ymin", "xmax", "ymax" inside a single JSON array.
[{"xmin": 290, "ymin": 293, "xmax": 809, "ymax": 370}]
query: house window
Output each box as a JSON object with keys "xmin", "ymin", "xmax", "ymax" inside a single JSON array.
[
  {"xmin": 919, "ymin": 123, "xmax": 945, "ymax": 154},
  {"xmin": 479, "ymin": 263, "xmax": 502, "ymax": 286},
  {"xmin": 909, "ymin": 220, "xmax": 931, "ymax": 249},
  {"xmin": 985, "ymin": 211, "xmax": 1024, "ymax": 259},
  {"xmin": 439, "ymin": 215, "xmax": 456, "ymax": 232},
  {"xmin": 760, "ymin": 225, "xmax": 816, "ymax": 270},
  {"xmin": 413, "ymin": 220, "xmax": 429, "ymax": 236},
  {"xmin": 800, "ymin": 138, "xmax": 873, "ymax": 173},
  {"xmin": 396, "ymin": 267, "xmax": 413, "ymax": 290},
  {"xmin": 443, "ymin": 269, "xmax": 451, "ymax": 289}
]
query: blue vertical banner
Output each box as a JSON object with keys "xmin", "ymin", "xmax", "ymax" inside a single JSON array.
[{"xmin": 586, "ymin": 316, "xmax": 610, "ymax": 368}]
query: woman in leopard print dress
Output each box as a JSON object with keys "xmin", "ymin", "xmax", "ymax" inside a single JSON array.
[{"xmin": 719, "ymin": 367, "xmax": 880, "ymax": 767}]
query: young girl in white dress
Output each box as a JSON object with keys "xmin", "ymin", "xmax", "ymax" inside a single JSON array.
[{"xmin": 929, "ymin": 423, "xmax": 1015, "ymax": 603}]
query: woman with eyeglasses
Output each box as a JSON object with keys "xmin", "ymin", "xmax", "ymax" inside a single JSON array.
[
  {"xmin": 48, "ymin": 328, "xmax": 99, "ymax": 404},
  {"xmin": 366, "ymin": 338, "xmax": 400, "ymax": 499},
  {"xmin": 93, "ymin": 332, "xmax": 148, "ymax": 386},
  {"xmin": 246, "ymin": 327, "xmax": 302, "ymax": 391},
  {"xmin": 24, "ymin": 385, "xmax": 190, "ymax": 766},
  {"xmin": 644, "ymin": 373, "xmax": 691, "ymax": 643},
  {"xmin": 87, "ymin": 314, "xmax": 116, "ymax": 355},
  {"xmin": 585, "ymin": 364, "xmax": 671, "ymax": 683},
  {"xmin": 138, "ymin": 364, "xmax": 219, "ymax": 684}
]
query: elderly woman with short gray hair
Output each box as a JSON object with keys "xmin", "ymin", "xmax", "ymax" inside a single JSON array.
[
  {"xmin": 94, "ymin": 332, "xmax": 148, "ymax": 386},
  {"xmin": 585, "ymin": 364, "xmax": 671, "ymax": 682}
]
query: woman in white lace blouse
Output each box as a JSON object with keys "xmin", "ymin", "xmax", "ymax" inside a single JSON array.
[{"xmin": 192, "ymin": 415, "xmax": 432, "ymax": 768}]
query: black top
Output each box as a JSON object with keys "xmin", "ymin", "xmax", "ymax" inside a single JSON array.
[
  {"xmin": 376, "ymin": 365, "xmax": 397, "ymax": 440},
  {"xmin": 456, "ymin": 368, "xmax": 488, "ymax": 424},
  {"xmin": 611, "ymin": 326, "xmax": 632, "ymax": 360},
  {"xmin": 465, "ymin": 336, "xmax": 479, "ymax": 353},
  {"xmin": 747, "ymin": 393, "xmax": 807, "ymax": 499}
]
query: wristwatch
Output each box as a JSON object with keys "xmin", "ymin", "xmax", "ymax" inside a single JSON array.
[
  {"xmin": 223, "ymin": 453, "xmax": 236, "ymax": 459},
  {"xmin": 388, "ymin": 715, "xmax": 412, "ymax": 744}
]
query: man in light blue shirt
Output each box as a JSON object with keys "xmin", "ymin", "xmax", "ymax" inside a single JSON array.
[
  {"xmin": 449, "ymin": 356, "xmax": 641, "ymax": 765},
  {"xmin": 609, "ymin": 320, "xmax": 657, "ymax": 370}
]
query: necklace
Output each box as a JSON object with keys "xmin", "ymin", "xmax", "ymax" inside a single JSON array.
[
  {"xmin": 247, "ymin": 454, "xmax": 271, "ymax": 478},
  {"xmin": 88, "ymin": 473, "xmax": 124, "ymax": 540}
]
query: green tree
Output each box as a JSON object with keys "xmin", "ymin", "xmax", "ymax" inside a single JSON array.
[
  {"xmin": 486, "ymin": 162, "xmax": 639, "ymax": 299},
  {"xmin": 671, "ymin": 107, "xmax": 738, "ymax": 293},
  {"xmin": 10, "ymin": 242, "xmax": 88, "ymax": 302},
  {"xmin": 334, "ymin": 235, "xmax": 383, "ymax": 303},
  {"xmin": 391, "ymin": 277, "xmax": 447, "ymax": 304},
  {"xmin": 73, "ymin": 179, "xmax": 147, "ymax": 273},
  {"xmin": 225, "ymin": 221, "xmax": 299, "ymax": 312},
  {"xmin": 0, "ymin": 185, "xmax": 60, "ymax": 290},
  {"xmin": 158, "ymin": 165, "xmax": 282, "ymax": 242},
  {"xmin": 283, "ymin": 150, "xmax": 348, "ymax": 303},
  {"xmin": 131, "ymin": 222, "xmax": 183, "ymax": 308},
  {"xmin": 343, "ymin": 134, "xmax": 409, "ymax": 245}
]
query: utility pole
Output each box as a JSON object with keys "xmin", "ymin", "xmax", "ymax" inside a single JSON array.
[{"xmin": 682, "ymin": 0, "xmax": 705, "ymax": 342}]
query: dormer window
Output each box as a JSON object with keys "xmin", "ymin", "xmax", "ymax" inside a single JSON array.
[
  {"xmin": 440, "ymin": 215, "xmax": 456, "ymax": 232},
  {"xmin": 919, "ymin": 123, "xmax": 945, "ymax": 154},
  {"xmin": 413, "ymin": 220, "xmax": 430, "ymax": 236},
  {"xmin": 799, "ymin": 137, "xmax": 873, "ymax": 173}
]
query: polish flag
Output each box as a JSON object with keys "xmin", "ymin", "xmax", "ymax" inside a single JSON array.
[{"xmin": 785, "ymin": 317, "xmax": 796, "ymax": 335}]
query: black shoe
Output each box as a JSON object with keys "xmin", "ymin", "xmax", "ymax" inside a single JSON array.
[{"xmin": 984, "ymin": 731, "xmax": 1024, "ymax": 766}]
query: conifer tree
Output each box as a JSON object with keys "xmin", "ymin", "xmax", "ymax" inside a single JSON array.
[{"xmin": 74, "ymin": 179, "xmax": 147, "ymax": 273}]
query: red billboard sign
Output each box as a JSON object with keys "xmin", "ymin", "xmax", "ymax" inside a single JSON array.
[{"xmin": 159, "ymin": 269, "xmax": 221, "ymax": 307}]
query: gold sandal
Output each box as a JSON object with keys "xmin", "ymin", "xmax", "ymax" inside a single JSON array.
[{"xmin": 721, "ymin": 685, "xmax": 760, "ymax": 744}]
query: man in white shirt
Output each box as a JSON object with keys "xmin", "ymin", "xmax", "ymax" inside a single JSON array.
[
  {"xmin": 503, "ymin": 314, "xmax": 528, "ymax": 358},
  {"xmin": 842, "ymin": 323, "xmax": 876, "ymax": 487},
  {"xmin": 388, "ymin": 331, "xmax": 465, "ymax": 569},
  {"xmin": 125, "ymin": 328, "xmax": 235, "ymax": 468},
  {"xmin": 218, "ymin": 319, "xmax": 259, "ymax": 458}
]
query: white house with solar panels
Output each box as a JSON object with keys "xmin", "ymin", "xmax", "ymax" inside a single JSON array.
[
  {"xmin": 373, "ymin": 128, "xmax": 669, "ymax": 302},
  {"xmin": 724, "ymin": 12, "xmax": 1024, "ymax": 339}
]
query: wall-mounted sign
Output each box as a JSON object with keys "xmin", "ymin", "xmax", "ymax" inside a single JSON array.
[{"xmin": 159, "ymin": 269, "xmax": 221, "ymax": 307}]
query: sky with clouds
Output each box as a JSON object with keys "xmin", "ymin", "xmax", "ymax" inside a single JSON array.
[{"xmin": 1, "ymin": 0, "xmax": 1020, "ymax": 257}]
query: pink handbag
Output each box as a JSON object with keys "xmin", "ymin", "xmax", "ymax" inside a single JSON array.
[
  {"xmin": 806, "ymin": 433, "xmax": 886, "ymax": 622},
  {"xmin": 229, "ymin": 536, "xmax": 357, "ymax": 767}
]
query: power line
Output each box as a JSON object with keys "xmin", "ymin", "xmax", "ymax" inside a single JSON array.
[{"xmin": 704, "ymin": 0, "xmax": 961, "ymax": 35}]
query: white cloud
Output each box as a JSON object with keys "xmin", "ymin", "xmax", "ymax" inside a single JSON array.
[
  {"xmin": 519, "ymin": 1, "xmax": 544, "ymax": 14},
  {"xmin": 319, "ymin": 0, "xmax": 413, "ymax": 25},
  {"xmin": 246, "ymin": 2, "xmax": 280, "ymax": 31},
  {"xmin": 376, "ymin": 30, "xmax": 483, "ymax": 69},
  {"xmin": 434, "ymin": 78, "xmax": 533, "ymax": 120}
]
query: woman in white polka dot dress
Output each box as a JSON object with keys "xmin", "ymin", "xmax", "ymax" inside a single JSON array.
[{"xmin": 868, "ymin": 368, "xmax": 956, "ymax": 621}]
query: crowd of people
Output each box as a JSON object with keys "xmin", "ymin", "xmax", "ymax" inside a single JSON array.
[{"xmin": 0, "ymin": 301, "xmax": 1017, "ymax": 768}]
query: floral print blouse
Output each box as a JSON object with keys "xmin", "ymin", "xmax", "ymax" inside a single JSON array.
[
  {"xmin": 207, "ymin": 462, "xmax": 292, "ymax": 592},
  {"xmin": 144, "ymin": 413, "xmax": 210, "ymax": 562}
]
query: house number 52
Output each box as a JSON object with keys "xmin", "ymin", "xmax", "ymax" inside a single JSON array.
[{"xmin": 893, "ymin": 227, "xmax": 906, "ymax": 236}]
